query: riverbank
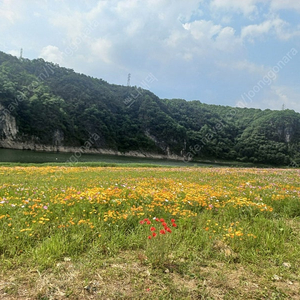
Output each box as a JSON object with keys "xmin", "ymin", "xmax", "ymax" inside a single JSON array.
[
  {"xmin": 0, "ymin": 147, "xmax": 191, "ymax": 166},
  {"xmin": 0, "ymin": 147, "xmax": 285, "ymax": 168},
  {"xmin": 0, "ymin": 140, "xmax": 182, "ymax": 160}
]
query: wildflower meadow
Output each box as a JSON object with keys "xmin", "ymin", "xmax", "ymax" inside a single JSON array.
[{"xmin": 0, "ymin": 165, "xmax": 299, "ymax": 299}]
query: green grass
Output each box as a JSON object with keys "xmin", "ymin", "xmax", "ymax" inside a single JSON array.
[
  {"xmin": 0, "ymin": 161, "xmax": 174, "ymax": 168},
  {"xmin": 0, "ymin": 165, "xmax": 299, "ymax": 299}
]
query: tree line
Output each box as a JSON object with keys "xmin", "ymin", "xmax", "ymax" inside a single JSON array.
[{"xmin": 0, "ymin": 51, "xmax": 299, "ymax": 166}]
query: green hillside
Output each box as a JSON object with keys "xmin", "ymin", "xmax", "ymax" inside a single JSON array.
[{"xmin": 0, "ymin": 51, "xmax": 299, "ymax": 166}]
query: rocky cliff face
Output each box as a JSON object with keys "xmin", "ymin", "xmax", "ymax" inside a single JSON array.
[
  {"xmin": 52, "ymin": 129, "xmax": 64, "ymax": 150},
  {"xmin": 0, "ymin": 104, "xmax": 18, "ymax": 141},
  {"xmin": 0, "ymin": 105, "xmax": 182, "ymax": 160},
  {"xmin": 0, "ymin": 105, "xmax": 64, "ymax": 151}
]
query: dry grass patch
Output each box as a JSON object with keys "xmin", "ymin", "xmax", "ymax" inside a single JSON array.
[{"xmin": 1, "ymin": 250, "xmax": 299, "ymax": 299}]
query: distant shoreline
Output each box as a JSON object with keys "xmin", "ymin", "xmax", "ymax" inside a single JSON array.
[
  {"xmin": 0, "ymin": 141, "xmax": 183, "ymax": 161},
  {"xmin": 0, "ymin": 145, "xmax": 286, "ymax": 169}
]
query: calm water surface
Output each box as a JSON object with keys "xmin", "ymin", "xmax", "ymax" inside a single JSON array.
[{"xmin": 0, "ymin": 148, "xmax": 206, "ymax": 166}]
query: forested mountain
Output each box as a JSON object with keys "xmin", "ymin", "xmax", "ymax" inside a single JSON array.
[{"xmin": 0, "ymin": 50, "xmax": 299, "ymax": 166}]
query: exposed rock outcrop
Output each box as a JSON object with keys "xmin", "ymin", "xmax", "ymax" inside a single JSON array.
[
  {"xmin": 0, "ymin": 106, "xmax": 182, "ymax": 161},
  {"xmin": 0, "ymin": 104, "xmax": 18, "ymax": 140}
]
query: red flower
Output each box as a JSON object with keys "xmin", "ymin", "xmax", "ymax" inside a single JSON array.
[
  {"xmin": 166, "ymin": 228, "xmax": 172, "ymax": 233},
  {"xmin": 160, "ymin": 229, "xmax": 166, "ymax": 234},
  {"xmin": 160, "ymin": 218, "xmax": 165, "ymax": 222},
  {"xmin": 171, "ymin": 219, "xmax": 175, "ymax": 223},
  {"xmin": 146, "ymin": 220, "xmax": 151, "ymax": 225},
  {"xmin": 144, "ymin": 218, "xmax": 149, "ymax": 222},
  {"xmin": 162, "ymin": 222, "xmax": 167, "ymax": 227},
  {"xmin": 152, "ymin": 232, "xmax": 157, "ymax": 237},
  {"xmin": 150, "ymin": 227, "xmax": 156, "ymax": 232},
  {"xmin": 155, "ymin": 218, "xmax": 160, "ymax": 222},
  {"xmin": 172, "ymin": 223, "xmax": 177, "ymax": 227},
  {"xmin": 139, "ymin": 220, "xmax": 145, "ymax": 224},
  {"xmin": 148, "ymin": 235, "xmax": 152, "ymax": 239}
]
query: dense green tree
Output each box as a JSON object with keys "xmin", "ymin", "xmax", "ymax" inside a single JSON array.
[{"xmin": 0, "ymin": 50, "xmax": 300, "ymax": 166}]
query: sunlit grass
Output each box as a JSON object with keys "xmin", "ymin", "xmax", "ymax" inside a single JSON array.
[{"xmin": 0, "ymin": 165, "xmax": 299, "ymax": 299}]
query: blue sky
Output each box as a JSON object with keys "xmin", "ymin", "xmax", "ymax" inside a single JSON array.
[{"xmin": 1, "ymin": 0, "xmax": 300, "ymax": 111}]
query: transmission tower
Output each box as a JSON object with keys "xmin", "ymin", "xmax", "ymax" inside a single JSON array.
[
  {"xmin": 19, "ymin": 48, "xmax": 23, "ymax": 60},
  {"xmin": 127, "ymin": 73, "xmax": 131, "ymax": 87}
]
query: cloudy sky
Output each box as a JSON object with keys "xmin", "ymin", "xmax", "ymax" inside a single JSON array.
[{"xmin": 1, "ymin": 0, "xmax": 300, "ymax": 111}]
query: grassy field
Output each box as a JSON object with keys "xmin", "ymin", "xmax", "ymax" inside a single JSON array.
[{"xmin": 0, "ymin": 165, "xmax": 300, "ymax": 299}]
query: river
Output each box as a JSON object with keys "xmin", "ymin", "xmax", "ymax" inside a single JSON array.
[{"xmin": 0, "ymin": 148, "xmax": 205, "ymax": 166}]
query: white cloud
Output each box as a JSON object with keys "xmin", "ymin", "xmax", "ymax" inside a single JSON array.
[
  {"xmin": 8, "ymin": 49, "xmax": 20, "ymax": 57},
  {"xmin": 241, "ymin": 17, "xmax": 290, "ymax": 41},
  {"xmin": 230, "ymin": 60, "xmax": 266, "ymax": 75},
  {"xmin": 1, "ymin": 0, "xmax": 300, "ymax": 111},
  {"xmin": 259, "ymin": 85, "xmax": 300, "ymax": 111},
  {"xmin": 183, "ymin": 20, "xmax": 221, "ymax": 40},
  {"xmin": 181, "ymin": 19, "xmax": 242, "ymax": 58},
  {"xmin": 241, "ymin": 20, "xmax": 273, "ymax": 40},
  {"xmin": 269, "ymin": 0, "xmax": 300, "ymax": 12},
  {"xmin": 165, "ymin": 30, "xmax": 185, "ymax": 48},
  {"xmin": 215, "ymin": 26, "xmax": 240, "ymax": 51},
  {"xmin": 211, "ymin": 0, "xmax": 300, "ymax": 16},
  {"xmin": 39, "ymin": 45, "xmax": 63, "ymax": 64},
  {"xmin": 90, "ymin": 38, "xmax": 112, "ymax": 64},
  {"xmin": 210, "ymin": 0, "xmax": 300, "ymax": 41},
  {"xmin": 49, "ymin": 12, "xmax": 86, "ymax": 43},
  {"xmin": 0, "ymin": 0, "xmax": 24, "ymax": 25},
  {"xmin": 210, "ymin": 0, "xmax": 260, "ymax": 17},
  {"xmin": 235, "ymin": 84, "xmax": 300, "ymax": 112}
]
